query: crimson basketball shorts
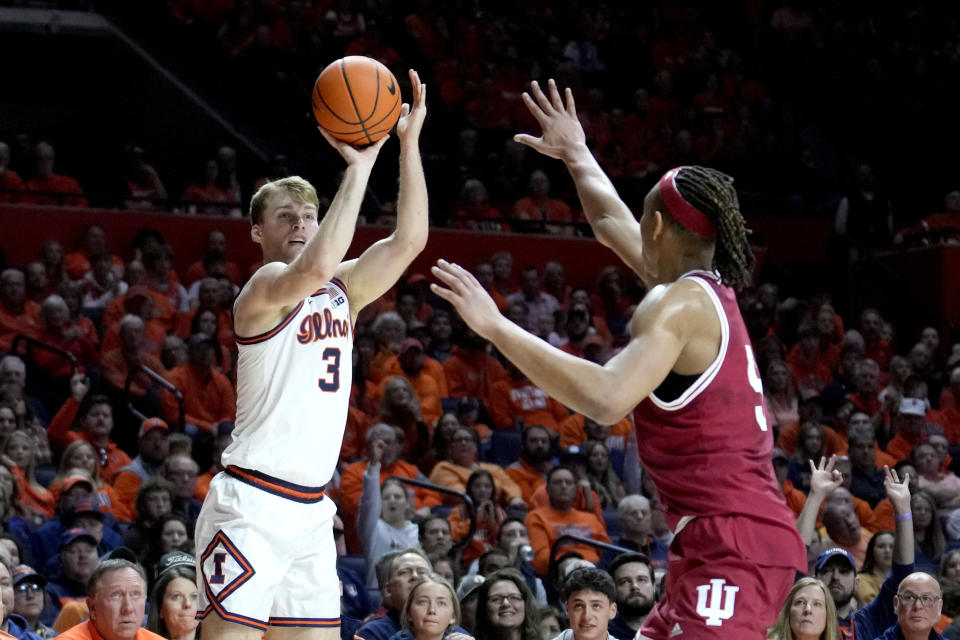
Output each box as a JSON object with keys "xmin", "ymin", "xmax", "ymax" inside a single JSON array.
[
  {"xmin": 638, "ymin": 514, "xmax": 800, "ymax": 640},
  {"xmin": 195, "ymin": 467, "xmax": 340, "ymax": 631}
]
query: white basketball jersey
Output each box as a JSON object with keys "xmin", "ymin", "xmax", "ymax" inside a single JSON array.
[{"xmin": 222, "ymin": 277, "xmax": 352, "ymax": 487}]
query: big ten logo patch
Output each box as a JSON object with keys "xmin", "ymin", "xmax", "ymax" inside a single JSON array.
[{"xmin": 695, "ymin": 578, "xmax": 739, "ymax": 626}]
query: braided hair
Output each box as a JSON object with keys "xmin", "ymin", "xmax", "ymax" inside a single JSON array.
[{"xmin": 660, "ymin": 165, "xmax": 754, "ymax": 291}]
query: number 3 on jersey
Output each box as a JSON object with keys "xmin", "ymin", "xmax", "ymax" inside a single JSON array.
[
  {"xmin": 318, "ymin": 347, "xmax": 340, "ymax": 392},
  {"xmin": 745, "ymin": 346, "xmax": 768, "ymax": 431}
]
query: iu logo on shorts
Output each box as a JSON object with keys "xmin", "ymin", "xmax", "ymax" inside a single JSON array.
[{"xmin": 695, "ymin": 578, "xmax": 739, "ymax": 626}]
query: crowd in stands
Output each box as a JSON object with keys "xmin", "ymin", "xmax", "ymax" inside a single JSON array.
[
  {"xmin": 0, "ymin": 214, "xmax": 955, "ymax": 638},
  {"xmin": 5, "ymin": 1, "xmax": 960, "ymax": 249}
]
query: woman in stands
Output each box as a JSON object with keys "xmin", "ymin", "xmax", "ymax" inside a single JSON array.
[
  {"xmin": 473, "ymin": 568, "xmax": 542, "ymax": 640},
  {"xmin": 3, "ymin": 431, "xmax": 53, "ymax": 519},
  {"xmin": 764, "ymin": 360, "xmax": 799, "ymax": 430},
  {"xmin": 147, "ymin": 562, "xmax": 199, "ymax": 640},
  {"xmin": 449, "ymin": 469, "xmax": 506, "ymax": 568},
  {"xmin": 392, "ymin": 573, "xmax": 461, "ymax": 640},
  {"xmin": 767, "ymin": 576, "xmax": 837, "ymax": 640},
  {"xmin": 911, "ymin": 489, "xmax": 945, "ymax": 573},
  {"xmin": 855, "ymin": 530, "xmax": 895, "ymax": 605},
  {"xmin": 358, "ymin": 435, "xmax": 418, "ymax": 588},
  {"xmin": 50, "ymin": 440, "xmax": 119, "ymax": 514},
  {"xmin": 580, "ymin": 439, "xmax": 625, "ymax": 509}
]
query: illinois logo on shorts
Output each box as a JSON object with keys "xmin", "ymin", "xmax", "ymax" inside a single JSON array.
[{"xmin": 198, "ymin": 530, "xmax": 258, "ymax": 626}]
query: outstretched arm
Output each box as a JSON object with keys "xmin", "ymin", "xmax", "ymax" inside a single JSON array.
[
  {"xmin": 796, "ymin": 456, "xmax": 842, "ymax": 545},
  {"xmin": 337, "ymin": 69, "xmax": 429, "ymax": 320},
  {"xmin": 430, "ymin": 260, "xmax": 686, "ymax": 424},
  {"xmin": 514, "ymin": 80, "xmax": 646, "ymax": 278},
  {"xmin": 883, "ymin": 466, "xmax": 914, "ymax": 565},
  {"xmin": 235, "ymin": 131, "xmax": 388, "ymax": 328}
]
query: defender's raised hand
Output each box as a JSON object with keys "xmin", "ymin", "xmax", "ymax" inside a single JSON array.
[
  {"xmin": 430, "ymin": 259, "xmax": 502, "ymax": 340},
  {"xmin": 513, "ymin": 79, "xmax": 586, "ymax": 161},
  {"xmin": 396, "ymin": 69, "xmax": 427, "ymax": 146}
]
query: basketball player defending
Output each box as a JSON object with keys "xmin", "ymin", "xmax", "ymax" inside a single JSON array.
[
  {"xmin": 196, "ymin": 70, "xmax": 428, "ymax": 640},
  {"xmin": 430, "ymin": 80, "xmax": 805, "ymax": 639}
]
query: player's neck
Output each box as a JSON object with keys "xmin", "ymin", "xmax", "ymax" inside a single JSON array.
[{"xmin": 654, "ymin": 245, "xmax": 713, "ymax": 286}]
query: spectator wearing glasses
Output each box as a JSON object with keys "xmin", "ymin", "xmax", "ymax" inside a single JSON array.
[
  {"xmin": 872, "ymin": 572, "xmax": 944, "ymax": 639},
  {"xmin": 11, "ymin": 565, "xmax": 53, "ymax": 638}
]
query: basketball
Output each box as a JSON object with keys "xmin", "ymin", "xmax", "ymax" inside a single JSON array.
[{"xmin": 312, "ymin": 56, "xmax": 402, "ymax": 147}]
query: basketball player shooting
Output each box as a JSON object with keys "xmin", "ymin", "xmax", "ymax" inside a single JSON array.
[
  {"xmin": 195, "ymin": 69, "xmax": 428, "ymax": 640},
  {"xmin": 430, "ymin": 79, "xmax": 806, "ymax": 639}
]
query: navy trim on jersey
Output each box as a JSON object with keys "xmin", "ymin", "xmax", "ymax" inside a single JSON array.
[
  {"xmin": 235, "ymin": 301, "xmax": 304, "ymax": 344},
  {"xmin": 330, "ymin": 276, "xmax": 348, "ymax": 296},
  {"xmin": 226, "ymin": 465, "xmax": 327, "ymax": 503},
  {"xmin": 269, "ymin": 617, "xmax": 341, "ymax": 627}
]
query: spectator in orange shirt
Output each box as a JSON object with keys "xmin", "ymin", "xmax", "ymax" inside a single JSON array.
[
  {"xmin": 47, "ymin": 377, "xmax": 131, "ymax": 483},
  {"xmin": 370, "ymin": 311, "xmax": 406, "ymax": 384},
  {"xmin": 557, "ymin": 413, "xmax": 632, "ymax": 454},
  {"xmin": 473, "ymin": 261, "xmax": 509, "ymax": 312},
  {"xmin": 787, "ymin": 324, "xmax": 834, "ymax": 394},
  {"xmin": 112, "ymin": 418, "xmax": 171, "ymax": 522},
  {"xmin": 64, "ymin": 224, "xmax": 126, "ymax": 282},
  {"xmin": 429, "ymin": 427, "xmax": 525, "ymax": 509},
  {"xmin": 143, "ymin": 245, "xmax": 189, "ymax": 314},
  {"xmin": 181, "ymin": 159, "xmax": 240, "ymax": 215},
  {"xmin": 50, "ymin": 441, "xmax": 121, "ymax": 515},
  {"xmin": 448, "ymin": 469, "xmax": 507, "ymax": 567},
  {"xmin": 513, "ymin": 170, "xmax": 573, "ymax": 236},
  {"xmin": 183, "ymin": 229, "xmax": 242, "ymax": 286},
  {"xmin": 34, "ymin": 295, "xmax": 99, "ymax": 380},
  {"xmin": 489, "ymin": 360, "xmax": 569, "ymax": 434},
  {"xmin": 100, "ymin": 315, "xmax": 168, "ymax": 398},
  {"xmin": 24, "ymin": 141, "xmax": 87, "ymax": 207},
  {"xmin": 443, "ymin": 329, "xmax": 508, "ymax": 413},
  {"xmin": 4, "ymin": 430, "xmax": 54, "ymax": 520},
  {"xmin": 162, "ymin": 334, "xmax": 236, "ymax": 434},
  {"xmin": 101, "ymin": 288, "xmax": 171, "ymax": 356},
  {"xmin": 773, "ymin": 447, "xmax": 806, "ymax": 516},
  {"xmin": 0, "ymin": 269, "xmax": 41, "ymax": 352},
  {"xmin": 339, "ymin": 424, "xmax": 440, "ymax": 552},
  {"xmin": 860, "ymin": 308, "xmax": 892, "ymax": 372},
  {"xmin": 847, "ymin": 358, "xmax": 885, "ymax": 429},
  {"xmin": 0, "ymin": 141, "xmax": 25, "ymax": 203},
  {"xmin": 524, "ymin": 466, "xmax": 610, "ymax": 577},
  {"xmin": 506, "ymin": 425, "xmax": 553, "ymax": 505},
  {"xmin": 377, "ymin": 339, "xmax": 443, "ymax": 426},
  {"xmin": 886, "ymin": 398, "xmax": 933, "ymax": 462}
]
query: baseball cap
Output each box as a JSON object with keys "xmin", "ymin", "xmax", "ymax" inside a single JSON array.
[
  {"xmin": 104, "ymin": 547, "xmax": 139, "ymax": 564},
  {"xmin": 59, "ymin": 474, "xmax": 94, "ymax": 494},
  {"xmin": 12, "ymin": 565, "xmax": 46, "ymax": 588},
  {"xmin": 456, "ymin": 574, "xmax": 485, "ymax": 601},
  {"xmin": 59, "ymin": 528, "xmax": 97, "ymax": 550},
  {"xmin": 899, "ymin": 397, "xmax": 926, "ymax": 417},
  {"xmin": 138, "ymin": 417, "xmax": 170, "ymax": 439},
  {"xmin": 815, "ymin": 548, "xmax": 856, "ymax": 572},
  {"xmin": 771, "ymin": 447, "xmax": 789, "ymax": 463},
  {"xmin": 156, "ymin": 551, "xmax": 196, "ymax": 578},
  {"xmin": 65, "ymin": 501, "xmax": 104, "ymax": 524},
  {"xmin": 400, "ymin": 338, "xmax": 423, "ymax": 353}
]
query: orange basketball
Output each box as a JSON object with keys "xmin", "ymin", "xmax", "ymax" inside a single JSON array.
[{"xmin": 312, "ymin": 56, "xmax": 402, "ymax": 146}]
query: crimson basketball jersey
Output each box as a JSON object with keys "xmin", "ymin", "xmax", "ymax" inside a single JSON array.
[
  {"xmin": 222, "ymin": 278, "xmax": 352, "ymax": 488},
  {"xmin": 632, "ymin": 270, "xmax": 805, "ymax": 570}
]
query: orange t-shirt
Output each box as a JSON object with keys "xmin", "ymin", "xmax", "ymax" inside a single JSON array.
[
  {"xmin": 885, "ymin": 432, "xmax": 921, "ymax": 463},
  {"xmin": 24, "ymin": 173, "xmax": 87, "ymax": 207},
  {"xmin": 782, "ymin": 479, "xmax": 807, "ymax": 516},
  {"xmin": 777, "ymin": 422, "xmax": 848, "ymax": 456},
  {"xmin": 376, "ymin": 371, "xmax": 443, "ymax": 426},
  {"xmin": 428, "ymin": 461, "xmax": 523, "ymax": 507},
  {"xmin": 100, "ymin": 349, "xmax": 167, "ymax": 396},
  {"xmin": 47, "ymin": 397, "xmax": 132, "ymax": 482},
  {"xmin": 162, "ymin": 364, "xmax": 237, "ymax": 432},
  {"xmin": 0, "ymin": 299, "xmax": 41, "ymax": 352},
  {"xmin": 558, "ymin": 413, "xmax": 633, "ymax": 451},
  {"xmin": 488, "ymin": 378, "xmax": 570, "ymax": 433},
  {"xmin": 57, "ymin": 620, "xmax": 164, "ymax": 640},
  {"xmin": 530, "ymin": 484, "xmax": 604, "ymax": 523},
  {"xmin": 505, "ymin": 459, "xmax": 546, "ymax": 505},
  {"xmin": 103, "ymin": 289, "xmax": 179, "ymax": 333},
  {"xmin": 341, "ymin": 407, "xmax": 373, "ymax": 463},
  {"xmin": 0, "ymin": 169, "xmax": 25, "ymax": 203},
  {"xmin": 443, "ymin": 347, "xmax": 508, "ymax": 409},
  {"xmin": 525, "ymin": 505, "xmax": 611, "ymax": 576},
  {"xmin": 513, "ymin": 197, "xmax": 573, "ymax": 223},
  {"xmin": 379, "ymin": 355, "xmax": 449, "ymax": 398}
]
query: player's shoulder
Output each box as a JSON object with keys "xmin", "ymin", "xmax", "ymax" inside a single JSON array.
[{"xmin": 634, "ymin": 278, "xmax": 713, "ymax": 326}]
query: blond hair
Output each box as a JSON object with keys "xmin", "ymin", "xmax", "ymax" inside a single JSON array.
[
  {"xmin": 767, "ymin": 577, "xmax": 838, "ymax": 640},
  {"xmin": 249, "ymin": 176, "xmax": 320, "ymax": 225}
]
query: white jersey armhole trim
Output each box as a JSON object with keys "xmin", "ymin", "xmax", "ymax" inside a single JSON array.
[{"xmin": 648, "ymin": 275, "xmax": 730, "ymax": 411}]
